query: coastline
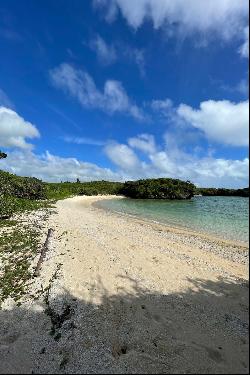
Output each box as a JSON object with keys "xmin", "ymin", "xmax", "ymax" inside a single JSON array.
[
  {"xmin": 93, "ymin": 195, "xmax": 249, "ymax": 249},
  {"xmin": 0, "ymin": 195, "xmax": 249, "ymax": 374}
]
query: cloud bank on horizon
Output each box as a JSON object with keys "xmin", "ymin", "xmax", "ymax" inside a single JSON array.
[{"xmin": 0, "ymin": 0, "xmax": 249, "ymax": 188}]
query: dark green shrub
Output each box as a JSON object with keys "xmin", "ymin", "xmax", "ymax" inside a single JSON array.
[
  {"xmin": 46, "ymin": 180, "xmax": 124, "ymax": 199},
  {"xmin": 0, "ymin": 170, "xmax": 45, "ymax": 200},
  {"xmin": 196, "ymin": 187, "xmax": 249, "ymax": 197},
  {"xmin": 120, "ymin": 178, "xmax": 195, "ymax": 199}
]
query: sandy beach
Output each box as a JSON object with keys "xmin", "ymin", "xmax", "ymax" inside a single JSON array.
[{"xmin": 0, "ymin": 195, "xmax": 249, "ymax": 374}]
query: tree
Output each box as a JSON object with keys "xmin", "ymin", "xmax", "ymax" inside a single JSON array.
[
  {"xmin": 120, "ymin": 178, "xmax": 196, "ymax": 200},
  {"xmin": 0, "ymin": 151, "xmax": 7, "ymax": 159}
]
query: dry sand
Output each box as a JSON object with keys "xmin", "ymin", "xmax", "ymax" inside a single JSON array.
[{"xmin": 0, "ymin": 195, "xmax": 249, "ymax": 374}]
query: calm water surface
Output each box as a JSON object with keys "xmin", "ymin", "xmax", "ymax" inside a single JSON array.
[{"xmin": 98, "ymin": 196, "xmax": 249, "ymax": 243}]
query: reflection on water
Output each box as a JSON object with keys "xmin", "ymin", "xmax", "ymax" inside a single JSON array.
[{"xmin": 99, "ymin": 196, "xmax": 249, "ymax": 243}]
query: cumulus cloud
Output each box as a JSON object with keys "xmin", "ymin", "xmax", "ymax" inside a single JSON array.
[
  {"xmin": 151, "ymin": 98, "xmax": 249, "ymax": 147},
  {"xmin": 1, "ymin": 150, "xmax": 119, "ymax": 182},
  {"xmin": 104, "ymin": 134, "xmax": 249, "ymax": 188},
  {"xmin": 239, "ymin": 26, "xmax": 249, "ymax": 58},
  {"xmin": 0, "ymin": 107, "xmax": 40, "ymax": 149},
  {"xmin": 177, "ymin": 100, "xmax": 249, "ymax": 147},
  {"xmin": 1, "ymin": 128, "xmax": 248, "ymax": 187},
  {"xmin": 50, "ymin": 63, "xmax": 145, "ymax": 120},
  {"xmin": 94, "ymin": 0, "xmax": 248, "ymax": 39},
  {"xmin": 89, "ymin": 35, "xmax": 117, "ymax": 65},
  {"xmin": 149, "ymin": 146, "xmax": 249, "ymax": 188},
  {"xmin": 105, "ymin": 142, "xmax": 141, "ymax": 173}
]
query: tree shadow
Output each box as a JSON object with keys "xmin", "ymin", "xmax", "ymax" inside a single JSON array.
[{"xmin": 0, "ymin": 276, "xmax": 248, "ymax": 374}]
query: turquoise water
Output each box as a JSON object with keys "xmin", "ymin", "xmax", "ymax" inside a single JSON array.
[{"xmin": 98, "ymin": 196, "xmax": 249, "ymax": 243}]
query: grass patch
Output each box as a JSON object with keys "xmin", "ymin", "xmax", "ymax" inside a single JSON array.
[
  {"xmin": 0, "ymin": 219, "xmax": 17, "ymax": 228},
  {"xmin": 0, "ymin": 196, "xmax": 54, "ymax": 219},
  {"xmin": 0, "ymin": 224, "xmax": 40, "ymax": 306}
]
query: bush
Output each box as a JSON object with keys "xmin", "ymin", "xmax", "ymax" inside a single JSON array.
[
  {"xmin": 0, "ymin": 170, "xmax": 45, "ymax": 200},
  {"xmin": 120, "ymin": 178, "xmax": 195, "ymax": 199},
  {"xmin": 196, "ymin": 187, "xmax": 249, "ymax": 197},
  {"xmin": 0, "ymin": 196, "xmax": 52, "ymax": 219},
  {"xmin": 46, "ymin": 181, "xmax": 124, "ymax": 199}
]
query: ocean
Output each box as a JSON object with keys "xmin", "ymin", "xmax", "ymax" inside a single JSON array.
[{"xmin": 98, "ymin": 196, "xmax": 249, "ymax": 244}]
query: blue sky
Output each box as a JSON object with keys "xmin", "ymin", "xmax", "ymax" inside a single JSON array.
[{"xmin": 0, "ymin": 0, "xmax": 249, "ymax": 187}]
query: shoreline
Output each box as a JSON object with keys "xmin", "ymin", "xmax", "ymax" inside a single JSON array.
[
  {"xmin": 93, "ymin": 195, "xmax": 249, "ymax": 250},
  {"xmin": 0, "ymin": 195, "xmax": 249, "ymax": 374}
]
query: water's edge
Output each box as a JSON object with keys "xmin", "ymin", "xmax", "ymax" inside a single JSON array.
[{"xmin": 93, "ymin": 197, "xmax": 249, "ymax": 248}]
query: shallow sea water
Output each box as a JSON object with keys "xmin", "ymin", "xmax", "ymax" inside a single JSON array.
[{"xmin": 98, "ymin": 196, "xmax": 249, "ymax": 244}]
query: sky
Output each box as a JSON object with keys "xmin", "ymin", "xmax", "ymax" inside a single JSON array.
[{"xmin": 0, "ymin": 0, "xmax": 249, "ymax": 187}]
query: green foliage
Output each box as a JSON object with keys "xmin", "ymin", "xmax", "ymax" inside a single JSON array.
[
  {"xmin": 0, "ymin": 170, "xmax": 45, "ymax": 200},
  {"xmin": 0, "ymin": 169, "xmax": 51, "ymax": 305},
  {"xmin": 78, "ymin": 181, "xmax": 123, "ymax": 196},
  {"xmin": 0, "ymin": 151, "xmax": 7, "ymax": 159},
  {"xmin": 196, "ymin": 187, "xmax": 249, "ymax": 197},
  {"xmin": 120, "ymin": 178, "xmax": 196, "ymax": 199},
  {"xmin": 0, "ymin": 196, "xmax": 53, "ymax": 219},
  {"xmin": 45, "ymin": 180, "xmax": 124, "ymax": 200},
  {"xmin": 45, "ymin": 183, "xmax": 78, "ymax": 200},
  {"xmin": 0, "ymin": 224, "xmax": 40, "ymax": 305}
]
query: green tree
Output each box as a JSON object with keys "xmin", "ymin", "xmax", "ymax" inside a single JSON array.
[{"xmin": 0, "ymin": 151, "xmax": 7, "ymax": 159}]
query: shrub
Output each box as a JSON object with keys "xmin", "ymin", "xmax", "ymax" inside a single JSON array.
[
  {"xmin": 196, "ymin": 187, "xmax": 249, "ymax": 197},
  {"xmin": 0, "ymin": 170, "xmax": 45, "ymax": 200},
  {"xmin": 120, "ymin": 178, "xmax": 196, "ymax": 199}
]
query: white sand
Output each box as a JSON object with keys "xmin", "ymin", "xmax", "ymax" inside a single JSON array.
[{"xmin": 0, "ymin": 196, "xmax": 249, "ymax": 374}]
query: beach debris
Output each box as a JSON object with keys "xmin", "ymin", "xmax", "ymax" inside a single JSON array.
[{"xmin": 34, "ymin": 228, "xmax": 54, "ymax": 277}]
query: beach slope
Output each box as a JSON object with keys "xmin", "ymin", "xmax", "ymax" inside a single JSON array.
[{"xmin": 0, "ymin": 196, "xmax": 249, "ymax": 374}]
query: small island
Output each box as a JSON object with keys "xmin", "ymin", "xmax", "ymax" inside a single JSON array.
[{"xmin": 120, "ymin": 178, "xmax": 196, "ymax": 199}]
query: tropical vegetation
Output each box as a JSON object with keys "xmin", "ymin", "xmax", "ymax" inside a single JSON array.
[
  {"xmin": 120, "ymin": 178, "xmax": 196, "ymax": 199},
  {"xmin": 196, "ymin": 187, "xmax": 249, "ymax": 197}
]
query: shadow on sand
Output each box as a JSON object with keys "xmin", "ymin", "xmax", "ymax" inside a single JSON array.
[{"xmin": 0, "ymin": 276, "xmax": 249, "ymax": 374}]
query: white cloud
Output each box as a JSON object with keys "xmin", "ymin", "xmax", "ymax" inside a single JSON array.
[
  {"xmin": 95, "ymin": 0, "xmax": 248, "ymax": 36},
  {"xmin": 122, "ymin": 45, "xmax": 146, "ymax": 76},
  {"xmin": 151, "ymin": 98, "xmax": 175, "ymax": 121},
  {"xmin": 236, "ymin": 78, "xmax": 249, "ymax": 96},
  {"xmin": 105, "ymin": 142, "xmax": 141, "ymax": 173},
  {"xmin": 239, "ymin": 26, "xmax": 249, "ymax": 58},
  {"xmin": 177, "ymin": 100, "xmax": 249, "ymax": 147},
  {"xmin": 88, "ymin": 35, "xmax": 146, "ymax": 75},
  {"xmin": 89, "ymin": 35, "xmax": 117, "ymax": 65},
  {"xmin": 94, "ymin": 0, "xmax": 249, "ymax": 55},
  {"xmin": 151, "ymin": 98, "xmax": 173, "ymax": 111},
  {"xmin": 105, "ymin": 134, "xmax": 249, "ymax": 188},
  {"xmin": 63, "ymin": 136, "xmax": 106, "ymax": 146},
  {"xmin": 128, "ymin": 134, "xmax": 156, "ymax": 154},
  {"xmin": 0, "ymin": 107, "xmax": 40, "ymax": 149},
  {"xmin": 50, "ymin": 63, "xmax": 145, "ymax": 120},
  {"xmin": 1, "ymin": 150, "xmax": 119, "ymax": 182},
  {"xmin": 149, "ymin": 150, "xmax": 249, "ymax": 188},
  {"xmin": 220, "ymin": 78, "xmax": 249, "ymax": 97},
  {"xmin": 1, "ymin": 128, "xmax": 248, "ymax": 187}
]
